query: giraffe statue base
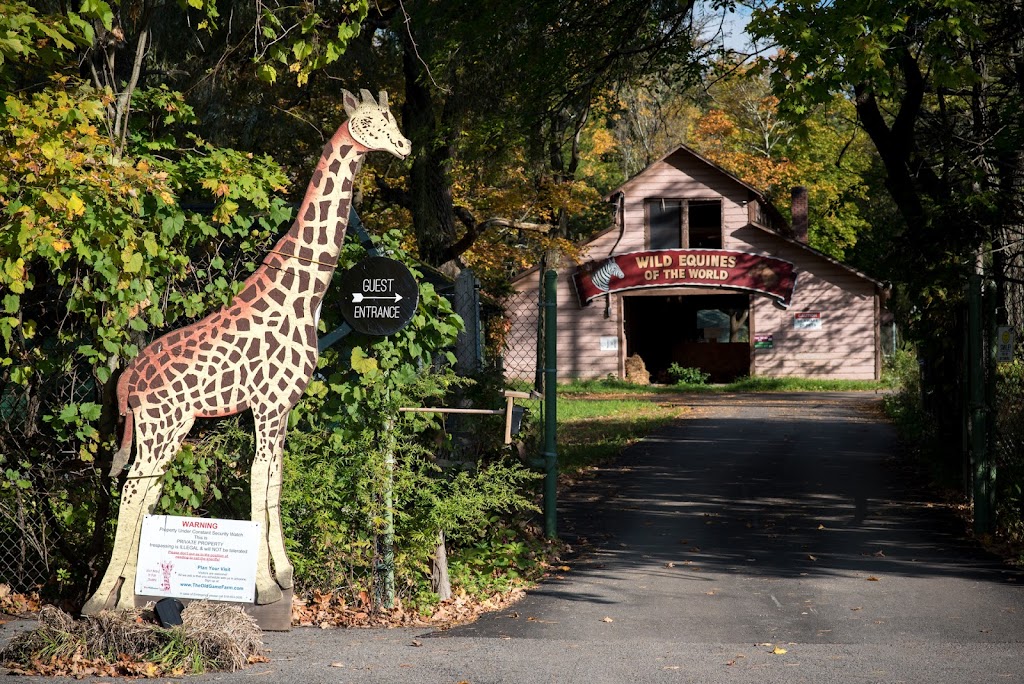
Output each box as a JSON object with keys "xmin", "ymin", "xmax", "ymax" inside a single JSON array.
[{"xmin": 134, "ymin": 589, "xmax": 293, "ymax": 632}]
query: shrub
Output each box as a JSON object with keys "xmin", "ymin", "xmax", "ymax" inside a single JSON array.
[{"xmin": 667, "ymin": 363, "xmax": 710, "ymax": 385}]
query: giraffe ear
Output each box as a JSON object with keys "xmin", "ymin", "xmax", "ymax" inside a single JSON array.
[
  {"xmin": 378, "ymin": 90, "xmax": 389, "ymax": 109},
  {"xmin": 342, "ymin": 89, "xmax": 359, "ymax": 116},
  {"xmin": 359, "ymin": 88, "xmax": 377, "ymax": 107}
]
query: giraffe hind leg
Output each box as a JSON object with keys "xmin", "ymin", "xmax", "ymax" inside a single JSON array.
[{"xmin": 82, "ymin": 413, "xmax": 195, "ymax": 614}]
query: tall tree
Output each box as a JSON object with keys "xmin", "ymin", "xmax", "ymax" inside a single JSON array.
[
  {"xmin": 375, "ymin": 0, "xmax": 703, "ymax": 271},
  {"xmin": 747, "ymin": 0, "xmax": 1024, "ymax": 451},
  {"xmin": 688, "ymin": 67, "xmax": 875, "ymax": 259}
]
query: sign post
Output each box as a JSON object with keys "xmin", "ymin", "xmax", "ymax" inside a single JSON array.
[{"xmin": 337, "ymin": 256, "xmax": 419, "ymax": 609}]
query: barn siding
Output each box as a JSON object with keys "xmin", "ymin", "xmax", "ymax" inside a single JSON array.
[{"xmin": 505, "ymin": 147, "xmax": 882, "ymax": 382}]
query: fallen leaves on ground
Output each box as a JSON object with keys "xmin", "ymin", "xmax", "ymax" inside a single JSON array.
[
  {"xmin": 1, "ymin": 604, "xmax": 263, "ymax": 678},
  {"xmin": 0, "ymin": 585, "xmax": 41, "ymax": 617},
  {"xmin": 773, "ymin": 646, "xmax": 788, "ymax": 655},
  {"xmin": 601, "ymin": 616, "xmax": 614, "ymax": 623},
  {"xmin": 3, "ymin": 653, "xmax": 175, "ymax": 678},
  {"xmin": 866, "ymin": 576, "xmax": 881, "ymax": 581},
  {"xmin": 291, "ymin": 588, "xmax": 527, "ymax": 629}
]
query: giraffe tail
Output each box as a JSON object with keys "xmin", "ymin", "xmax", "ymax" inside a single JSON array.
[
  {"xmin": 109, "ymin": 375, "xmax": 134, "ymax": 478},
  {"xmin": 109, "ymin": 409, "xmax": 134, "ymax": 477}
]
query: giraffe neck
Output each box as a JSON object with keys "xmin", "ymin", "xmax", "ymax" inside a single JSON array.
[{"xmin": 261, "ymin": 124, "xmax": 366, "ymax": 312}]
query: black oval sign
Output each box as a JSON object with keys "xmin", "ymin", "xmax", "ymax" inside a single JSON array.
[{"xmin": 338, "ymin": 256, "xmax": 419, "ymax": 336}]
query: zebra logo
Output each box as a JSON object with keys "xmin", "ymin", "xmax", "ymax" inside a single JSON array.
[{"xmin": 591, "ymin": 258, "xmax": 625, "ymax": 292}]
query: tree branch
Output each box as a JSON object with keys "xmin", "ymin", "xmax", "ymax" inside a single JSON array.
[{"xmin": 442, "ymin": 205, "xmax": 553, "ymax": 263}]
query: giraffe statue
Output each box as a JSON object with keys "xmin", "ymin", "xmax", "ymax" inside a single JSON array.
[{"xmin": 82, "ymin": 89, "xmax": 411, "ymax": 614}]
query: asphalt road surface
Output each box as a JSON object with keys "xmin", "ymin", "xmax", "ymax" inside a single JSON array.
[{"xmin": 4, "ymin": 392, "xmax": 1023, "ymax": 683}]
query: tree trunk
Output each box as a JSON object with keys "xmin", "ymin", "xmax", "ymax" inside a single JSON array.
[
  {"xmin": 401, "ymin": 27, "xmax": 459, "ymax": 271},
  {"xmin": 430, "ymin": 530, "xmax": 451, "ymax": 600}
]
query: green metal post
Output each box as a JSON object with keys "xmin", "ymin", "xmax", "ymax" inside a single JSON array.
[
  {"xmin": 543, "ymin": 269, "xmax": 558, "ymax": 539},
  {"xmin": 968, "ymin": 274, "xmax": 990, "ymax": 534}
]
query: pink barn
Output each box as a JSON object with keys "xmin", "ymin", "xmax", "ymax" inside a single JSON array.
[{"xmin": 505, "ymin": 145, "xmax": 887, "ymax": 383}]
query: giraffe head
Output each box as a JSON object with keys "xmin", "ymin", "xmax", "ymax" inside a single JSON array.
[{"xmin": 342, "ymin": 89, "xmax": 411, "ymax": 160}]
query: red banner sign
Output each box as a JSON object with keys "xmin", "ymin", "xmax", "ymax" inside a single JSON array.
[{"xmin": 573, "ymin": 249, "xmax": 798, "ymax": 308}]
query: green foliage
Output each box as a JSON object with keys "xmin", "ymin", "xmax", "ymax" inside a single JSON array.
[
  {"xmin": 156, "ymin": 418, "xmax": 254, "ymax": 518},
  {"xmin": 0, "ymin": 77, "xmax": 290, "ymax": 594},
  {"xmin": 447, "ymin": 522, "xmax": 547, "ymax": 598},
  {"xmin": 252, "ymin": 0, "xmax": 369, "ymax": 86},
  {"xmin": 0, "ymin": 2, "xmax": 86, "ymax": 84},
  {"xmin": 666, "ymin": 363, "xmax": 710, "ymax": 386},
  {"xmin": 264, "ymin": 230, "xmax": 541, "ymax": 606},
  {"xmin": 994, "ymin": 361, "xmax": 1024, "ymax": 547}
]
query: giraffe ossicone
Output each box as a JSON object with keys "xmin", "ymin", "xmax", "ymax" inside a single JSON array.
[{"xmin": 82, "ymin": 89, "xmax": 411, "ymax": 615}]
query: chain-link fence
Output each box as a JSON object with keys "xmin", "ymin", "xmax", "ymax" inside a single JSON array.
[
  {"xmin": 499, "ymin": 289, "xmax": 542, "ymax": 388},
  {"xmin": 992, "ymin": 264, "xmax": 1024, "ymax": 532},
  {"xmin": 490, "ymin": 287, "xmax": 545, "ymax": 465},
  {"xmin": 0, "ymin": 378, "xmax": 75, "ymax": 594}
]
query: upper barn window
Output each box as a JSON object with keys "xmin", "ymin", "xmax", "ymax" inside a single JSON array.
[{"xmin": 645, "ymin": 199, "xmax": 723, "ymax": 250}]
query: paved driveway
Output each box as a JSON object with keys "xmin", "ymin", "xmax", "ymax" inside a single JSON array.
[{"xmin": 4, "ymin": 392, "xmax": 1023, "ymax": 683}]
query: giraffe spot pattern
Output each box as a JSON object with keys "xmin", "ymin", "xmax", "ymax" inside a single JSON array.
[{"xmin": 92, "ymin": 125, "xmax": 377, "ymax": 610}]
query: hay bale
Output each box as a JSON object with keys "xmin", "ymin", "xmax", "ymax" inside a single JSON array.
[
  {"xmin": 0, "ymin": 602, "xmax": 264, "ymax": 676},
  {"xmin": 624, "ymin": 354, "xmax": 650, "ymax": 385},
  {"xmin": 180, "ymin": 601, "xmax": 263, "ymax": 671}
]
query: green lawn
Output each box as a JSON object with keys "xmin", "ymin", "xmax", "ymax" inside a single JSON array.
[
  {"xmin": 557, "ymin": 395, "xmax": 688, "ymax": 475},
  {"xmin": 554, "ymin": 377, "xmax": 888, "ymax": 476}
]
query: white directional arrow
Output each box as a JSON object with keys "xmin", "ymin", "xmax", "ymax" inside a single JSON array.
[{"xmin": 351, "ymin": 292, "xmax": 403, "ymax": 303}]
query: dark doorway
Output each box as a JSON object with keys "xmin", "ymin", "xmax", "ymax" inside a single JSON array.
[{"xmin": 624, "ymin": 293, "xmax": 750, "ymax": 383}]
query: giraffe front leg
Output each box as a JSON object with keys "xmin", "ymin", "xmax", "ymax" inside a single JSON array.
[
  {"xmin": 251, "ymin": 407, "xmax": 292, "ymax": 604},
  {"xmin": 265, "ymin": 459, "xmax": 293, "ymax": 590}
]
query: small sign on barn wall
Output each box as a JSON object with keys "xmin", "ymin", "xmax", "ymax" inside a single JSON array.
[
  {"xmin": 600, "ymin": 336, "xmax": 619, "ymax": 351},
  {"xmin": 793, "ymin": 312, "xmax": 822, "ymax": 331},
  {"xmin": 997, "ymin": 326, "xmax": 1016, "ymax": 362},
  {"xmin": 754, "ymin": 334, "xmax": 774, "ymax": 349}
]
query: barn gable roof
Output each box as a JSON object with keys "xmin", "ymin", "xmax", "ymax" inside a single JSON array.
[{"xmin": 511, "ymin": 145, "xmax": 885, "ymax": 290}]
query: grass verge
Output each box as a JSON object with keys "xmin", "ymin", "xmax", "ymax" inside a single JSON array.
[
  {"xmin": 558, "ymin": 376, "xmax": 887, "ymax": 396},
  {"xmin": 554, "ymin": 377, "xmax": 887, "ymax": 477},
  {"xmin": 557, "ymin": 395, "xmax": 689, "ymax": 476}
]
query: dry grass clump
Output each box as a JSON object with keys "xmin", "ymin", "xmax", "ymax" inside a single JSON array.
[{"xmin": 1, "ymin": 602, "xmax": 265, "ymax": 677}]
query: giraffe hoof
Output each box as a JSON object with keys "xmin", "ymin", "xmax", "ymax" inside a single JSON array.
[
  {"xmin": 255, "ymin": 582, "xmax": 284, "ymax": 605},
  {"xmin": 274, "ymin": 565, "xmax": 294, "ymax": 590}
]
